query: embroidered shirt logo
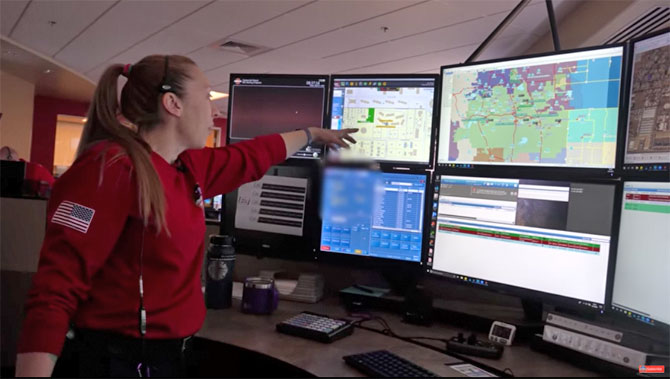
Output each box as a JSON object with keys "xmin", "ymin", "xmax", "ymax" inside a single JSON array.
[{"xmin": 51, "ymin": 201, "xmax": 95, "ymax": 233}]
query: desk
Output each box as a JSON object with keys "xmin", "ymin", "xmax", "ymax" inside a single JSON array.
[
  {"xmin": 197, "ymin": 297, "xmax": 601, "ymax": 377},
  {"xmin": 1, "ymin": 197, "xmax": 46, "ymax": 370}
]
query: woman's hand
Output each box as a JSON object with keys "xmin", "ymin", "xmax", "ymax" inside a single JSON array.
[
  {"xmin": 309, "ymin": 127, "xmax": 358, "ymax": 149},
  {"xmin": 280, "ymin": 127, "xmax": 358, "ymax": 159}
]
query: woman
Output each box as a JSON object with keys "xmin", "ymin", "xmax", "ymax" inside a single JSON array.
[{"xmin": 15, "ymin": 55, "xmax": 356, "ymax": 377}]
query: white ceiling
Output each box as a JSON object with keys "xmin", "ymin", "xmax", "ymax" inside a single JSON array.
[
  {"xmin": 0, "ymin": 0, "xmax": 641, "ymax": 116},
  {"xmin": 0, "ymin": 36, "xmax": 95, "ymax": 102}
]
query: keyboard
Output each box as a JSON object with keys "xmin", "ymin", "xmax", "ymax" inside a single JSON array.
[
  {"xmin": 276, "ymin": 312, "xmax": 354, "ymax": 343},
  {"xmin": 343, "ymin": 350, "xmax": 439, "ymax": 377}
]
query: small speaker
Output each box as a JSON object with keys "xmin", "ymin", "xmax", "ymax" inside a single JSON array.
[{"xmin": 402, "ymin": 287, "xmax": 433, "ymax": 326}]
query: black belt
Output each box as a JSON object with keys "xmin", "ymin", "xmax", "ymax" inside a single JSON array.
[{"xmin": 73, "ymin": 328, "xmax": 193, "ymax": 362}]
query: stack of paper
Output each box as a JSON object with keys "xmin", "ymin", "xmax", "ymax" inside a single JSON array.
[{"xmin": 259, "ymin": 271, "xmax": 324, "ymax": 303}]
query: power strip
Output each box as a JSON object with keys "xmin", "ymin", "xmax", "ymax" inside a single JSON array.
[
  {"xmin": 447, "ymin": 339, "xmax": 504, "ymax": 359},
  {"xmin": 542, "ymin": 324, "xmax": 647, "ymax": 370}
]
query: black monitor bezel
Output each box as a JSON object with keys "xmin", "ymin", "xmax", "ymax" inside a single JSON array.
[
  {"xmin": 226, "ymin": 73, "xmax": 331, "ymax": 161},
  {"xmin": 327, "ymin": 73, "xmax": 441, "ymax": 171},
  {"xmin": 436, "ymin": 43, "xmax": 627, "ymax": 179},
  {"xmin": 606, "ymin": 179, "xmax": 670, "ymax": 342},
  {"xmin": 617, "ymin": 28, "xmax": 670, "ymax": 180},
  {"xmin": 425, "ymin": 170, "xmax": 623, "ymax": 315},
  {"xmin": 315, "ymin": 163, "xmax": 432, "ymax": 272}
]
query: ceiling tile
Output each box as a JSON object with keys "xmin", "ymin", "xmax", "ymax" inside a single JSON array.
[
  {"xmin": 339, "ymin": 43, "xmax": 477, "ymax": 74},
  {"xmin": 508, "ymin": 1, "xmax": 552, "ymax": 38},
  {"xmin": 230, "ymin": 0, "xmax": 423, "ymax": 48},
  {"xmin": 107, "ymin": 0, "xmax": 308, "ymax": 69},
  {"xmin": 254, "ymin": 2, "xmax": 480, "ymax": 60},
  {"xmin": 55, "ymin": 0, "xmax": 210, "ymax": 74},
  {"xmin": 319, "ymin": 12, "xmax": 509, "ymax": 73},
  {"xmin": 84, "ymin": 64, "xmax": 107, "ymax": 84},
  {"xmin": 206, "ymin": 54, "xmax": 275, "ymax": 85},
  {"xmin": 188, "ymin": 47, "xmax": 248, "ymax": 72},
  {"xmin": 469, "ymin": 32, "xmax": 536, "ymax": 61},
  {"xmin": 1, "ymin": 0, "xmax": 29, "ymax": 36},
  {"xmin": 207, "ymin": 0, "xmax": 516, "ymax": 83},
  {"xmin": 212, "ymin": 81, "xmax": 229, "ymax": 92},
  {"xmin": 11, "ymin": 0, "xmax": 116, "ymax": 57},
  {"xmin": 505, "ymin": 0, "xmax": 583, "ymax": 41}
]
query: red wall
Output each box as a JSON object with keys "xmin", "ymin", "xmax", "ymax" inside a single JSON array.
[
  {"xmin": 31, "ymin": 95, "xmax": 227, "ymax": 172},
  {"xmin": 31, "ymin": 95, "xmax": 89, "ymax": 172}
]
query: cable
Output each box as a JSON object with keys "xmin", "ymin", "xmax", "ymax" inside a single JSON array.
[
  {"xmin": 355, "ymin": 316, "xmax": 450, "ymax": 344},
  {"xmin": 137, "ymin": 227, "xmax": 149, "ymax": 377},
  {"xmin": 350, "ymin": 313, "xmax": 514, "ymax": 377}
]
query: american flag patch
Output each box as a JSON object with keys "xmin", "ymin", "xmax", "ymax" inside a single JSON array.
[{"xmin": 51, "ymin": 201, "xmax": 95, "ymax": 233}]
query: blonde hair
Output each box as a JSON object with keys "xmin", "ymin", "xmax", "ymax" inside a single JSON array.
[{"xmin": 77, "ymin": 55, "xmax": 196, "ymax": 233}]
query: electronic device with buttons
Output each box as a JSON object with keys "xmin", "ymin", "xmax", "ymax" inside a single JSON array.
[
  {"xmin": 343, "ymin": 350, "xmax": 439, "ymax": 377},
  {"xmin": 447, "ymin": 332, "xmax": 504, "ymax": 359},
  {"xmin": 488, "ymin": 321, "xmax": 516, "ymax": 346},
  {"xmin": 541, "ymin": 324, "xmax": 650, "ymax": 371},
  {"xmin": 276, "ymin": 311, "xmax": 354, "ymax": 343}
]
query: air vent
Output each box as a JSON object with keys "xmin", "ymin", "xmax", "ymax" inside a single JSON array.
[
  {"xmin": 213, "ymin": 39, "xmax": 270, "ymax": 57},
  {"xmin": 603, "ymin": 6, "xmax": 670, "ymax": 44}
]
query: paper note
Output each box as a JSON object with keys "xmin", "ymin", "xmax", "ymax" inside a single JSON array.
[
  {"xmin": 235, "ymin": 175, "xmax": 308, "ymax": 236},
  {"xmin": 449, "ymin": 363, "xmax": 497, "ymax": 377}
]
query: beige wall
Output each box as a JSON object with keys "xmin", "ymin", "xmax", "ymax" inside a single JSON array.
[
  {"xmin": 0, "ymin": 70, "xmax": 35, "ymax": 160},
  {"xmin": 53, "ymin": 119, "xmax": 84, "ymax": 175}
]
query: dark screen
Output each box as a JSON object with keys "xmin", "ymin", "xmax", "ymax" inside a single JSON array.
[{"xmin": 229, "ymin": 86, "xmax": 325, "ymax": 139}]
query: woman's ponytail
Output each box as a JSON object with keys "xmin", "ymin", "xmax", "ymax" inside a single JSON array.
[{"xmin": 77, "ymin": 64, "xmax": 168, "ymax": 233}]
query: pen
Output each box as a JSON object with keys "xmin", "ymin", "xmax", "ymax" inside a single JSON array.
[{"xmin": 353, "ymin": 284, "xmax": 374, "ymax": 294}]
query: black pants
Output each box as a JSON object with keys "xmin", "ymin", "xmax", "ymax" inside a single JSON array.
[{"xmin": 55, "ymin": 329, "xmax": 192, "ymax": 378}]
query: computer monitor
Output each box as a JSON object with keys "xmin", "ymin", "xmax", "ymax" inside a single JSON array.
[
  {"xmin": 610, "ymin": 181, "xmax": 669, "ymax": 331},
  {"xmin": 621, "ymin": 28, "xmax": 670, "ymax": 176},
  {"xmin": 227, "ymin": 74, "xmax": 329, "ymax": 159},
  {"xmin": 224, "ymin": 164, "xmax": 321, "ymax": 261},
  {"xmin": 426, "ymin": 174, "xmax": 617, "ymax": 311},
  {"xmin": 0, "ymin": 160, "xmax": 25, "ymax": 198},
  {"xmin": 328, "ymin": 75, "xmax": 439, "ymax": 168},
  {"xmin": 438, "ymin": 46, "xmax": 624, "ymax": 173},
  {"xmin": 204, "ymin": 194, "xmax": 223, "ymax": 222},
  {"xmin": 319, "ymin": 167, "xmax": 429, "ymax": 264}
]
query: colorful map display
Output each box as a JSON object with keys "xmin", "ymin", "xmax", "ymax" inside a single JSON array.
[{"xmin": 439, "ymin": 47, "xmax": 623, "ymax": 168}]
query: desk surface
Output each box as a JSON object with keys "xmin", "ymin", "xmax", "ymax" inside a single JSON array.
[{"xmin": 197, "ymin": 296, "xmax": 601, "ymax": 377}]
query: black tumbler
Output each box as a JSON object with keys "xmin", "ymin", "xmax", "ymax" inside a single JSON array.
[{"xmin": 205, "ymin": 235, "xmax": 235, "ymax": 309}]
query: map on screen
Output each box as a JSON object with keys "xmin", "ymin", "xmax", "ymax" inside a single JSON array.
[{"xmin": 439, "ymin": 47, "xmax": 623, "ymax": 169}]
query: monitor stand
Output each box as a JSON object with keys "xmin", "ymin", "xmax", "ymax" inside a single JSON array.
[
  {"xmin": 339, "ymin": 268, "xmax": 433, "ymax": 326},
  {"xmin": 521, "ymin": 298, "xmax": 544, "ymax": 322},
  {"xmin": 340, "ymin": 278, "xmax": 544, "ymax": 338},
  {"xmin": 380, "ymin": 267, "xmax": 420, "ymax": 297}
]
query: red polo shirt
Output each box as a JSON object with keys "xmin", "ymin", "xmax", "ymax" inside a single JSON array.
[{"xmin": 18, "ymin": 134, "xmax": 286, "ymax": 355}]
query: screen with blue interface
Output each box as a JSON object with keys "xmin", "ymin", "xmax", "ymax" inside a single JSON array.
[
  {"xmin": 330, "ymin": 77, "xmax": 436, "ymax": 165},
  {"xmin": 320, "ymin": 168, "xmax": 426, "ymax": 262},
  {"xmin": 438, "ymin": 46, "xmax": 623, "ymax": 169}
]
